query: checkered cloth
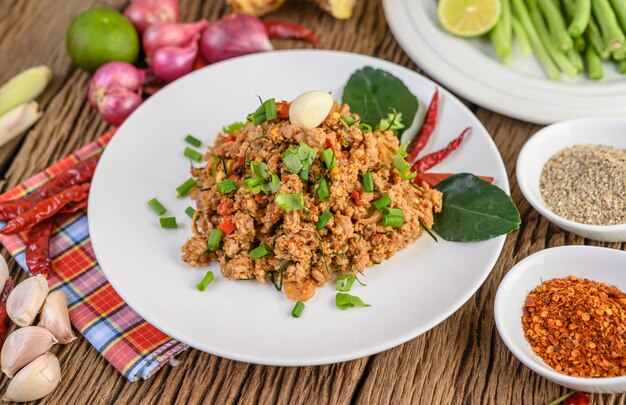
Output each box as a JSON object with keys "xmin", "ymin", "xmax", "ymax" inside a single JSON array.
[{"xmin": 0, "ymin": 130, "xmax": 187, "ymax": 381}]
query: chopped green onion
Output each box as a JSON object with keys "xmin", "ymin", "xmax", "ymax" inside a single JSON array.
[
  {"xmin": 207, "ymin": 228, "xmax": 222, "ymax": 251},
  {"xmin": 336, "ymin": 274, "xmax": 356, "ymax": 292},
  {"xmin": 317, "ymin": 178, "xmax": 330, "ymax": 201},
  {"xmin": 300, "ymin": 166, "xmax": 309, "ymax": 182},
  {"xmin": 217, "ymin": 179, "xmax": 238, "ymax": 195},
  {"xmin": 362, "ymin": 172, "xmax": 374, "ymax": 193},
  {"xmin": 148, "ymin": 198, "xmax": 167, "ymax": 215},
  {"xmin": 316, "ymin": 210, "xmax": 332, "ymax": 229},
  {"xmin": 264, "ymin": 98, "xmax": 277, "ymax": 120},
  {"xmin": 322, "ymin": 149, "xmax": 337, "ymax": 168},
  {"xmin": 291, "ymin": 301, "xmax": 305, "ymax": 318},
  {"xmin": 243, "ymin": 177, "xmax": 263, "ymax": 189},
  {"xmin": 371, "ymin": 194, "xmax": 391, "ymax": 210},
  {"xmin": 250, "ymin": 161, "xmax": 269, "ymax": 179},
  {"xmin": 185, "ymin": 206, "xmax": 196, "ymax": 219},
  {"xmin": 184, "ymin": 147, "xmax": 203, "ymax": 163},
  {"xmin": 196, "ymin": 271, "xmax": 214, "ymax": 292},
  {"xmin": 250, "ymin": 243, "xmax": 272, "ymax": 260},
  {"xmin": 419, "ymin": 218, "xmax": 438, "ymax": 242},
  {"xmin": 382, "ymin": 207, "xmax": 404, "ymax": 228},
  {"xmin": 335, "ymin": 293, "xmax": 370, "ymax": 310},
  {"xmin": 176, "ymin": 178, "xmax": 197, "ymax": 198},
  {"xmin": 159, "ymin": 217, "xmax": 178, "ymax": 228},
  {"xmin": 276, "ymin": 193, "xmax": 304, "ymax": 211},
  {"xmin": 341, "ymin": 116, "xmax": 356, "ymax": 126},
  {"xmin": 358, "ymin": 123, "xmax": 372, "ymax": 132},
  {"xmin": 185, "ymin": 134, "xmax": 202, "ymax": 147},
  {"xmin": 222, "ymin": 121, "xmax": 244, "ymax": 134},
  {"xmin": 211, "ymin": 156, "xmax": 220, "ymax": 177},
  {"xmin": 392, "ymin": 147, "xmax": 417, "ymax": 180},
  {"xmin": 249, "ymin": 98, "xmax": 276, "ymax": 125}
]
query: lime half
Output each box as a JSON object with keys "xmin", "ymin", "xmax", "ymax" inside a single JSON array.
[{"xmin": 438, "ymin": 0, "xmax": 501, "ymax": 37}]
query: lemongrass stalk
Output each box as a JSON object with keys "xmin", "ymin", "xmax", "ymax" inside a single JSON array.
[
  {"xmin": 585, "ymin": 46, "xmax": 604, "ymax": 79},
  {"xmin": 531, "ymin": 7, "xmax": 579, "ymax": 77},
  {"xmin": 537, "ymin": 0, "xmax": 574, "ymax": 50},
  {"xmin": 608, "ymin": 0, "xmax": 626, "ymax": 33},
  {"xmin": 567, "ymin": 0, "xmax": 591, "ymax": 37},
  {"xmin": 0, "ymin": 66, "xmax": 52, "ymax": 117},
  {"xmin": 512, "ymin": 0, "xmax": 561, "ymax": 79},
  {"xmin": 566, "ymin": 48, "xmax": 584, "ymax": 72},
  {"xmin": 592, "ymin": 0, "xmax": 625, "ymax": 51},
  {"xmin": 0, "ymin": 101, "xmax": 42, "ymax": 147},
  {"xmin": 512, "ymin": 15, "xmax": 534, "ymax": 55}
]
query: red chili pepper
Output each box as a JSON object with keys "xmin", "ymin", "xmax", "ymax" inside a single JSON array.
[
  {"xmin": 275, "ymin": 101, "xmax": 290, "ymax": 119},
  {"xmin": 564, "ymin": 393, "xmax": 590, "ymax": 405},
  {"xmin": 406, "ymin": 88, "xmax": 439, "ymax": 163},
  {"xmin": 218, "ymin": 218, "xmax": 237, "ymax": 234},
  {"xmin": 217, "ymin": 201, "xmax": 233, "ymax": 216},
  {"xmin": 225, "ymin": 135, "xmax": 236, "ymax": 142},
  {"xmin": 412, "ymin": 127, "xmax": 470, "ymax": 174},
  {"xmin": 237, "ymin": 156, "xmax": 245, "ymax": 166},
  {"xmin": 58, "ymin": 199, "xmax": 88, "ymax": 214},
  {"xmin": 229, "ymin": 174, "xmax": 239, "ymax": 181},
  {"xmin": 414, "ymin": 172, "xmax": 494, "ymax": 188},
  {"xmin": 1, "ymin": 183, "xmax": 90, "ymax": 235},
  {"xmin": 263, "ymin": 20, "xmax": 318, "ymax": 45},
  {"xmin": 25, "ymin": 220, "xmax": 53, "ymax": 278},
  {"xmin": 0, "ymin": 278, "xmax": 14, "ymax": 345},
  {"xmin": 0, "ymin": 154, "xmax": 100, "ymax": 221},
  {"xmin": 351, "ymin": 191, "xmax": 362, "ymax": 206}
]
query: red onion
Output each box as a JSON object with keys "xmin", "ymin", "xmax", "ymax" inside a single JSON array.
[
  {"xmin": 151, "ymin": 36, "xmax": 199, "ymax": 82},
  {"xmin": 124, "ymin": 0, "xmax": 179, "ymax": 33},
  {"xmin": 200, "ymin": 14, "xmax": 273, "ymax": 64},
  {"xmin": 143, "ymin": 20, "xmax": 207, "ymax": 59},
  {"xmin": 88, "ymin": 62, "xmax": 146, "ymax": 126}
]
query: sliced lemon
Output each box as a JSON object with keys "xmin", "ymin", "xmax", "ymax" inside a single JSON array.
[{"xmin": 438, "ymin": 0, "xmax": 501, "ymax": 37}]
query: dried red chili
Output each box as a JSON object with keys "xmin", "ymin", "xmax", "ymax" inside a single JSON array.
[
  {"xmin": 565, "ymin": 392, "xmax": 590, "ymax": 405},
  {"xmin": 351, "ymin": 191, "xmax": 362, "ymax": 206},
  {"xmin": 1, "ymin": 183, "xmax": 90, "ymax": 235},
  {"xmin": 406, "ymin": 88, "xmax": 439, "ymax": 163},
  {"xmin": 411, "ymin": 127, "xmax": 470, "ymax": 174},
  {"xmin": 263, "ymin": 21, "xmax": 318, "ymax": 45},
  {"xmin": 0, "ymin": 154, "xmax": 99, "ymax": 221},
  {"xmin": 25, "ymin": 220, "xmax": 54, "ymax": 278},
  {"xmin": 275, "ymin": 101, "xmax": 290, "ymax": 119},
  {"xmin": 58, "ymin": 199, "xmax": 88, "ymax": 214},
  {"xmin": 523, "ymin": 276, "xmax": 626, "ymax": 378}
]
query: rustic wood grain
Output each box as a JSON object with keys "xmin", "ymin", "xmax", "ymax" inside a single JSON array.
[{"xmin": 0, "ymin": 0, "xmax": 624, "ymax": 404}]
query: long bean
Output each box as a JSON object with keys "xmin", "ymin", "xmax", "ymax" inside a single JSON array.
[
  {"xmin": 490, "ymin": 0, "xmax": 513, "ymax": 62},
  {"xmin": 608, "ymin": 0, "xmax": 626, "ymax": 33},
  {"xmin": 586, "ymin": 17, "xmax": 611, "ymax": 58},
  {"xmin": 531, "ymin": 7, "xmax": 578, "ymax": 77},
  {"xmin": 573, "ymin": 35, "xmax": 587, "ymax": 52},
  {"xmin": 619, "ymin": 59, "xmax": 626, "ymax": 73},
  {"xmin": 592, "ymin": 0, "xmax": 625, "ymax": 51},
  {"xmin": 537, "ymin": 0, "xmax": 574, "ymax": 50},
  {"xmin": 512, "ymin": 15, "xmax": 533, "ymax": 55},
  {"xmin": 585, "ymin": 46, "xmax": 604, "ymax": 79},
  {"xmin": 567, "ymin": 48, "xmax": 584, "ymax": 72},
  {"xmin": 567, "ymin": 0, "xmax": 591, "ymax": 37}
]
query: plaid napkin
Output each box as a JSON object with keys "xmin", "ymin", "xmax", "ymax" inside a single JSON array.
[{"xmin": 0, "ymin": 130, "xmax": 187, "ymax": 381}]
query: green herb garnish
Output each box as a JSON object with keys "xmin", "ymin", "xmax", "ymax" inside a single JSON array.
[
  {"xmin": 216, "ymin": 179, "xmax": 238, "ymax": 195},
  {"xmin": 317, "ymin": 178, "xmax": 330, "ymax": 201},
  {"xmin": 283, "ymin": 143, "xmax": 317, "ymax": 177},
  {"xmin": 148, "ymin": 198, "xmax": 167, "ymax": 215},
  {"xmin": 341, "ymin": 116, "xmax": 357, "ymax": 126},
  {"xmin": 358, "ymin": 123, "xmax": 372, "ymax": 132},
  {"xmin": 176, "ymin": 178, "xmax": 197, "ymax": 198},
  {"xmin": 371, "ymin": 194, "xmax": 391, "ymax": 210},
  {"xmin": 185, "ymin": 134, "xmax": 202, "ymax": 147},
  {"xmin": 185, "ymin": 206, "xmax": 196, "ymax": 219},
  {"xmin": 336, "ymin": 274, "xmax": 356, "ymax": 292},
  {"xmin": 249, "ymin": 98, "xmax": 277, "ymax": 125},
  {"xmin": 316, "ymin": 210, "xmax": 332, "ymax": 229},
  {"xmin": 207, "ymin": 228, "xmax": 222, "ymax": 251},
  {"xmin": 362, "ymin": 172, "xmax": 374, "ymax": 193},
  {"xmin": 184, "ymin": 147, "xmax": 203, "ymax": 163},
  {"xmin": 322, "ymin": 149, "xmax": 337, "ymax": 169},
  {"xmin": 382, "ymin": 207, "xmax": 404, "ymax": 228},
  {"xmin": 159, "ymin": 217, "xmax": 177, "ymax": 228},
  {"xmin": 335, "ymin": 293, "xmax": 370, "ymax": 310},
  {"xmin": 250, "ymin": 243, "xmax": 272, "ymax": 260},
  {"xmin": 392, "ymin": 144, "xmax": 417, "ymax": 180},
  {"xmin": 222, "ymin": 121, "xmax": 244, "ymax": 134},
  {"xmin": 376, "ymin": 110, "xmax": 405, "ymax": 137},
  {"xmin": 291, "ymin": 301, "xmax": 305, "ymax": 318},
  {"xmin": 196, "ymin": 271, "xmax": 214, "ymax": 292},
  {"xmin": 276, "ymin": 193, "xmax": 304, "ymax": 211},
  {"xmin": 419, "ymin": 218, "xmax": 438, "ymax": 242}
]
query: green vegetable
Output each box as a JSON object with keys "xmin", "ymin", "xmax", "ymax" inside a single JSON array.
[
  {"xmin": 196, "ymin": 271, "xmax": 214, "ymax": 292},
  {"xmin": 530, "ymin": 8, "xmax": 578, "ymax": 78},
  {"xmin": 276, "ymin": 193, "xmax": 304, "ymax": 211},
  {"xmin": 222, "ymin": 121, "xmax": 244, "ymax": 134},
  {"xmin": 184, "ymin": 147, "xmax": 203, "ymax": 162},
  {"xmin": 620, "ymin": 59, "xmax": 626, "ymax": 73},
  {"xmin": 243, "ymin": 177, "xmax": 263, "ymax": 189},
  {"xmin": 185, "ymin": 134, "xmax": 202, "ymax": 147},
  {"xmin": 512, "ymin": 16, "xmax": 533, "ymax": 56},
  {"xmin": 362, "ymin": 172, "xmax": 374, "ymax": 193},
  {"xmin": 567, "ymin": 0, "xmax": 591, "ymax": 37},
  {"xmin": 371, "ymin": 194, "xmax": 391, "ymax": 210},
  {"xmin": 185, "ymin": 206, "xmax": 196, "ymax": 219},
  {"xmin": 217, "ymin": 179, "xmax": 238, "ymax": 195},
  {"xmin": 592, "ymin": 0, "xmax": 625, "ymax": 51},
  {"xmin": 358, "ymin": 123, "xmax": 372, "ymax": 132},
  {"xmin": 322, "ymin": 149, "xmax": 337, "ymax": 169},
  {"xmin": 341, "ymin": 116, "xmax": 357, "ymax": 126},
  {"xmin": 316, "ymin": 210, "xmax": 332, "ymax": 229},
  {"xmin": 317, "ymin": 178, "xmax": 330, "ymax": 201},
  {"xmin": 375, "ymin": 111, "xmax": 405, "ymax": 137},
  {"xmin": 433, "ymin": 173, "xmax": 520, "ymax": 242},
  {"xmin": 336, "ymin": 274, "xmax": 356, "ymax": 292},
  {"xmin": 335, "ymin": 293, "xmax": 370, "ymax": 310},
  {"xmin": 250, "ymin": 161, "xmax": 269, "ymax": 179},
  {"xmin": 392, "ymin": 145, "xmax": 417, "ymax": 180},
  {"xmin": 537, "ymin": 0, "xmax": 573, "ymax": 51},
  {"xmin": 610, "ymin": 0, "xmax": 626, "ymax": 33},
  {"xmin": 148, "ymin": 198, "xmax": 166, "ymax": 216},
  {"xmin": 250, "ymin": 243, "xmax": 272, "ymax": 260},
  {"xmin": 176, "ymin": 178, "xmax": 197, "ymax": 198},
  {"xmin": 342, "ymin": 67, "xmax": 418, "ymax": 138},
  {"xmin": 282, "ymin": 143, "xmax": 316, "ymax": 175},
  {"xmin": 159, "ymin": 217, "xmax": 177, "ymax": 229},
  {"xmin": 249, "ymin": 98, "xmax": 277, "ymax": 125},
  {"xmin": 291, "ymin": 301, "xmax": 305, "ymax": 318},
  {"xmin": 207, "ymin": 229, "xmax": 222, "ymax": 251},
  {"xmin": 585, "ymin": 47, "xmax": 604, "ymax": 80},
  {"xmin": 419, "ymin": 218, "xmax": 438, "ymax": 242},
  {"xmin": 489, "ymin": 0, "xmax": 512, "ymax": 63},
  {"xmin": 382, "ymin": 207, "xmax": 404, "ymax": 228}
]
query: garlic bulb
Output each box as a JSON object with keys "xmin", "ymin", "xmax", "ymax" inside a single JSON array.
[
  {"xmin": 3, "ymin": 352, "xmax": 61, "ymax": 402},
  {"xmin": 6, "ymin": 274, "xmax": 48, "ymax": 327},
  {"xmin": 1, "ymin": 326, "xmax": 57, "ymax": 378},
  {"xmin": 289, "ymin": 90, "xmax": 334, "ymax": 129},
  {"xmin": 38, "ymin": 290, "xmax": 76, "ymax": 344},
  {"xmin": 0, "ymin": 255, "xmax": 8, "ymax": 292}
]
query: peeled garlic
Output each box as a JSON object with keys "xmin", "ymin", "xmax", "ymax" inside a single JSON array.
[
  {"xmin": 6, "ymin": 274, "xmax": 48, "ymax": 327},
  {"xmin": 38, "ymin": 290, "xmax": 76, "ymax": 344},
  {"xmin": 1, "ymin": 326, "xmax": 57, "ymax": 378},
  {"xmin": 0, "ymin": 255, "xmax": 8, "ymax": 293},
  {"xmin": 289, "ymin": 90, "xmax": 334, "ymax": 130},
  {"xmin": 3, "ymin": 352, "xmax": 60, "ymax": 402}
]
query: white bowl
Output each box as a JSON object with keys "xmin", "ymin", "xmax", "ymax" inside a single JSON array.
[
  {"xmin": 516, "ymin": 118, "xmax": 626, "ymax": 242},
  {"xmin": 495, "ymin": 246, "xmax": 626, "ymax": 394}
]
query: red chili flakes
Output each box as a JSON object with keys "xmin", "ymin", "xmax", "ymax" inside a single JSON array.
[{"xmin": 522, "ymin": 276, "xmax": 626, "ymax": 378}]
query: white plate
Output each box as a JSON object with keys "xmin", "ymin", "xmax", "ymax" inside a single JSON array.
[
  {"xmin": 383, "ymin": 0, "xmax": 626, "ymax": 124},
  {"xmin": 89, "ymin": 50, "xmax": 508, "ymax": 366},
  {"xmin": 495, "ymin": 246, "xmax": 626, "ymax": 393}
]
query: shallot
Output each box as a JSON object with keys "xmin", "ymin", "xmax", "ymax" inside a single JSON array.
[
  {"xmin": 143, "ymin": 21, "xmax": 207, "ymax": 59},
  {"xmin": 200, "ymin": 14, "xmax": 273, "ymax": 64},
  {"xmin": 88, "ymin": 62, "xmax": 146, "ymax": 126},
  {"xmin": 124, "ymin": 0, "xmax": 179, "ymax": 33},
  {"xmin": 151, "ymin": 37, "xmax": 199, "ymax": 82}
]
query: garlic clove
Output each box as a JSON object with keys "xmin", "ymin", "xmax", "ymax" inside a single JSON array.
[
  {"xmin": 0, "ymin": 255, "xmax": 8, "ymax": 293},
  {"xmin": 38, "ymin": 290, "xmax": 76, "ymax": 344},
  {"xmin": 6, "ymin": 274, "xmax": 48, "ymax": 327},
  {"xmin": 1, "ymin": 326, "xmax": 57, "ymax": 378},
  {"xmin": 289, "ymin": 90, "xmax": 334, "ymax": 129},
  {"xmin": 3, "ymin": 352, "xmax": 61, "ymax": 402}
]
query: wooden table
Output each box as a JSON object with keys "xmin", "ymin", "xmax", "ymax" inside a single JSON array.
[{"xmin": 0, "ymin": 1, "xmax": 624, "ymax": 404}]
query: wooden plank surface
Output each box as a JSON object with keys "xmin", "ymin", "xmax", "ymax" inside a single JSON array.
[{"xmin": 0, "ymin": 0, "xmax": 624, "ymax": 404}]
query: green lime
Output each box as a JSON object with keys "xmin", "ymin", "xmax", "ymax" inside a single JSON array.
[
  {"xmin": 66, "ymin": 8, "xmax": 139, "ymax": 73},
  {"xmin": 438, "ymin": 0, "xmax": 501, "ymax": 37}
]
